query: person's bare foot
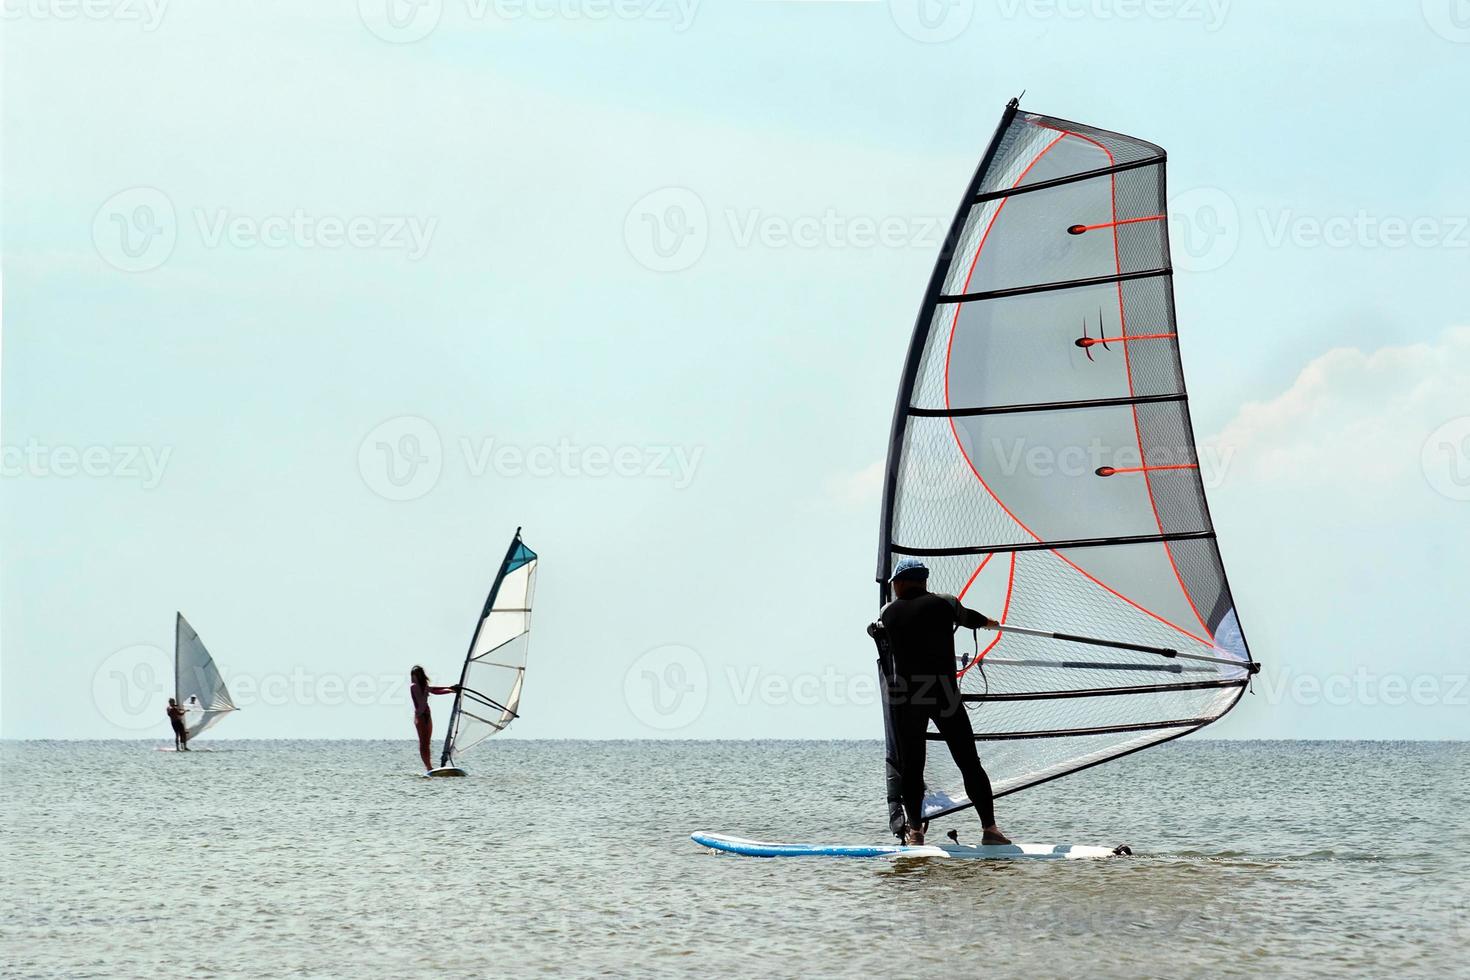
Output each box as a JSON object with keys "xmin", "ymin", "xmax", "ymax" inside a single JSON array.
[
  {"xmin": 981, "ymin": 825, "xmax": 1011, "ymax": 845},
  {"xmin": 903, "ymin": 826, "xmax": 926, "ymax": 846}
]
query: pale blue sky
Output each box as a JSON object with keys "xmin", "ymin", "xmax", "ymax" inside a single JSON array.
[{"xmin": 3, "ymin": 2, "xmax": 1467, "ymax": 741}]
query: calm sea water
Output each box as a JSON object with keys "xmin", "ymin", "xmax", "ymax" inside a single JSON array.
[{"xmin": 2, "ymin": 740, "xmax": 1465, "ymax": 978}]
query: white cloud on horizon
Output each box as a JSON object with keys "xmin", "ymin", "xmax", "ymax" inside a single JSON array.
[{"xmin": 1208, "ymin": 325, "xmax": 1470, "ymax": 504}]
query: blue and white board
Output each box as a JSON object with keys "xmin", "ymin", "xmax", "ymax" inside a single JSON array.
[{"xmin": 691, "ymin": 832, "xmax": 1126, "ymax": 861}]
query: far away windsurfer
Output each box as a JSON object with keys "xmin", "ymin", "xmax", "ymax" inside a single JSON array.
[
  {"xmin": 410, "ymin": 665, "xmax": 458, "ymax": 771},
  {"xmin": 879, "ymin": 557, "xmax": 1010, "ymax": 846},
  {"xmin": 166, "ymin": 698, "xmax": 189, "ymax": 751}
]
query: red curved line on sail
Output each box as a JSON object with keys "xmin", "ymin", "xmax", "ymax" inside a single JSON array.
[
  {"xmin": 957, "ymin": 551, "xmax": 1014, "ymax": 679},
  {"xmin": 956, "ymin": 552, "xmax": 995, "ymax": 599},
  {"xmin": 1051, "ymin": 125, "xmax": 1215, "ymax": 641},
  {"xmin": 940, "ymin": 123, "xmax": 1211, "ymax": 648}
]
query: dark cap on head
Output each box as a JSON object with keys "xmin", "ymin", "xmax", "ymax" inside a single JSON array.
[{"xmin": 890, "ymin": 558, "xmax": 929, "ymax": 582}]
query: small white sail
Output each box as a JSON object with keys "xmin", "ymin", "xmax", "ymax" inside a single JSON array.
[{"xmin": 175, "ymin": 613, "xmax": 238, "ymax": 739}]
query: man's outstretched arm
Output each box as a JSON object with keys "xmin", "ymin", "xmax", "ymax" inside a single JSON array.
[{"xmin": 940, "ymin": 594, "xmax": 996, "ymax": 630}]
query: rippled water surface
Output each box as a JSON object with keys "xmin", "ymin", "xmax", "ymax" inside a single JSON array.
[{"xmin": 3, "ymin": 740, "xmax": 1465, "ymax": 978}]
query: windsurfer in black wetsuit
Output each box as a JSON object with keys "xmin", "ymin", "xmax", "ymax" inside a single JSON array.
[
  {"xmin": 166, "ymin": 698, "xmax": 189, "ymax": 751},
  {"xmin": 880, "ymin": 558, "xmax": 1010, "ymax": 846}
]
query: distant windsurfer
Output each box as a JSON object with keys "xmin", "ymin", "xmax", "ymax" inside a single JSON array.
[
  {"xmin": 410, "ymin": 666, "xmax": 458, "ymax": 771},
  {"xmin": 879, "ymin": 558, "xmax": 1010, "ymax": 846},
  {"xmin": 166, "ymin": 698, "xmax": 189, "ymax": 751}
]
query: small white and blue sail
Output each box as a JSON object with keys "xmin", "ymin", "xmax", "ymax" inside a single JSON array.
[{"xmin": 431, "ymin": 529, "xmax": 537, "ymax": 775}]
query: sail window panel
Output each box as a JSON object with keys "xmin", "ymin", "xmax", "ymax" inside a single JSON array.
[
  {"xmin": 910, "ymin": 275, "xmax": 1183, "ymax": 412},
  {"xmin": 471, "ymin": 563, "xmax": 535, "ymax": 657},
  {"xmin": 939, "ymin": 164, "xmax": 1168, "ymax": 300},
  {"xmin": 998, "ymin": 541, "xmax": 1226, "ymax": 657},
  {"xmin": 453, "ymin": 660, "xmax": 526, "ymax": 756},
  {"xmin": 890, "ymin": 405, "xmax": 1210, "ymax": 552},
  {"xmin": 893, "ymin": 547, "xmax": 1242, "ymax": 681},
  {"xmin": 976, "ymin": 112, "xmax": 1164, "ymax": 198},
  {"xmin": 943, "ymin": 685, "xmax": 1243, "ymax": 740},
  {"xmin": 919, "ymin": 723, "xmax": 1197, "ymax": 815}
]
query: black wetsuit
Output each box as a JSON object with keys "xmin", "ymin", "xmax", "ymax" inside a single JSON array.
[
  {"xmin": 166, "ymin": 705, "xmax": 188, "ymax": 749},
  {"xmin": 880, "ymin": 590, "xmax": 996, "ymax": 829}
]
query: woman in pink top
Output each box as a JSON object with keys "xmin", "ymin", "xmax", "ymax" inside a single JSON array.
[{"xmin": 410, "ymin": 665, "xmax": 458, "ymax": 771}]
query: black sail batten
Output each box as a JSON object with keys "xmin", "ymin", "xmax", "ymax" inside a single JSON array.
[
  {"xmin": 873, "ymin": 100, "xmax": 1258, "ymax": 830},
  {"xmin": 927, "ymin": 716, "xmax": 1219, "ymax": 741},
  {"xmin": 909, "ymin": 392, "xmax": 1188, "ymax": 419},
  {"xmin": 438, "ymin": 528, "xmax": 538, "ymax": 768},
  {"xmin": 969, "ymin": 154, "xmax": 1164, "ymax": 204},
  {"xmin": 938, "ymin": 267, "xmax": 1172, "ymax": 304},
  {"xmin": 963, "ymin": 678, "xmax": 1247, "ymax": 702},
  {"xmin": 891, "ymin": 530, "xmax": 1216, "ymax": 557}
]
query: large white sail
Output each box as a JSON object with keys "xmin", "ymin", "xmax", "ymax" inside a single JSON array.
[
  {"xmin": 875, "ymin": 100, "xmax": 1258, "ymax": 831},
  {"xmin": 175, "ymin": 613, "xmax": 238, "ymax": 739},
  {"xmin": 439, "ymin": 530, "xmax": 537, "ymax": 767}
]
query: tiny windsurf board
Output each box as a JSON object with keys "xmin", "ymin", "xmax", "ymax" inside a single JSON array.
[
  {"xmin": 691, "ymin": 831, "xmax": 1128, "ymax": 861},
  {"xmin": 424, "ymin": 766, "xmax": 467, "ymax": 777}
]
